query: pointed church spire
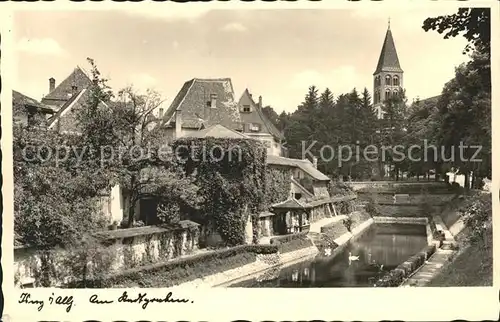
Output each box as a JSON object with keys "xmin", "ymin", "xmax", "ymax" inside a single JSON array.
[{"xmin": 373, "ymin": 21, "xmax": 403, "ymax": 75}]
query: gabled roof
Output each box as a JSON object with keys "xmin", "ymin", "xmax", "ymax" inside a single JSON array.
[
  {"xmin": 374, "ymin": 27, "xmax": 403, "ymax": 75},
  {"xmin": 266, "ymin": 155, "xmax": 331, "ymax": 181},
  {"xmin": 47, "ymin": 89, "xmax": 89, "ymax": 130},
  {"xmin": 184, "ymin": 124, "xmax": 250, "ymax": 139},
  {"xmin": 415, "ymin": 95, "xmax": 441, "ymax": 106},
  {"xmin": 291, "ymin": 177, "xmax": 315, "ymax": 198},
  {"xmin": 161, "ymin": 78, "xmax": 242, "ymax": 131},
  {"xmin": 238, "ymin": 89, "xmax": 285, "ymax": 141},
  {"xmin": 42, "ymin": 66, "xmax": 93, "ymax": 102},
  {"xmin": 13, "ymin": 90, "xmax": 54, "ymax": 115},
  {"xmin": 272, "ymin": 198, "xmax": 311, "ymax": 210}
]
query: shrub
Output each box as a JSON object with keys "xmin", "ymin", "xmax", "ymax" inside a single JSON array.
[
  {"xmin": 328, "ymin": 180, "xmax": 355, "ymax": 197},
  {"xmin": 350, "ymin": 211, "xmax": 372, "ymax": 228},
  {"xmin": 365, "ymin": 194, "xmax": 381, "ymax": 217},
  {"xmin": 270, "ymin": 232, "xmax": 308, "ymax": 245},
  {"xmin": 278, "ymin": 238, "xmax": 314, "ymax": 254},
  {"xmin": 321, "ymin": 221, "xmax": 349, "ymax": 237},
  {"xmin": 375, "ymin": 244, "xmax": 436, "ymax": 287}
]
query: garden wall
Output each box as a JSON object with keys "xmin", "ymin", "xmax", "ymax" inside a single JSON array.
[
  {"xmin": 348, "ymin": 181, "xmax": 448, "ymax": 192},
  {"xmin": 357, "ymin": 192, "xmax": 455, "ymax": 205},
  {"xmin": 375, "ymin": 204, "xmax": 444, "ymax": 217},
  {"xmin": 14, "ymin": 220, "xmax": 200, "ymax": 287}
]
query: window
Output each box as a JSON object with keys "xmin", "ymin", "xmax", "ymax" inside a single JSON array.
[
  {"xmin": 294, "ymin": 193, "xmax": 302, "ymax": 200},
  {"xmin": 209, "ymin": 93, "xmax": 217, "ymax": 108},
  {"xmin": 374, "ymin": 90, "xmax": 380, "ymax": 104},
  {"xmin": 71, "ymin": 85, "xmax": 78, "ymax": 91},
  {"xmin": 242, "ymin": 105, "xmax": 251, "ymax": 112},
  {"xmin": 385, "ymin": 75, "xmax": 392, "ymax": 85},
  {"xmin": 385, "ymin": 89, "xmax": 391, "ymax": 100},
  {"xmin": 249, "ymin": 123, "xmax": 261, "ymax": 132},
  {"xmin": 393, "ymin": 75, "xmax": 399, "ymax": 86}
]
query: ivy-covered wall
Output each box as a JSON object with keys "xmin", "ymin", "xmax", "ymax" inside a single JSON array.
[
  {"xmin": 172, "ymin": 137, "xmax": 267, "ymax": 246},
  {"xmin": 264, "ymin": 168, "xmax": 293, "ymax": 208}
]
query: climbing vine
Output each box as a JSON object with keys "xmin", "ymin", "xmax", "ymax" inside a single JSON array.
[
  {"xmin": 172, "ymin": 137, "xmax": 267, "ymax": 246},
  {"xmin": 263, "ymin": 168, "xmax": 292, "ymax": 208}
]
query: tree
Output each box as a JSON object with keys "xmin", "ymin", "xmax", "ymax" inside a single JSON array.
[
  {"xmin": 423, "ymin": 8, "xmax": 490, "ymax": 55},
  {"xmin": 13, "ymin": 127, "xmax": 109, "ymax": 249},
  {"xmin": 75, "ymin": 58, "xmax": 201, "ymax": 227},
  {"xmin": 285, "ymin": 86, "xmax": 319, "ymax": 159},
  {"xmin": 261, "ymin": 105, "xmax": 281, "ymax": 129},
  {"xmin": 423, "ymin": 9, "xmax": 491, "ymax": 188}
]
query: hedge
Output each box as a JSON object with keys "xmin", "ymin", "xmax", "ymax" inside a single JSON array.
[
  {"xmin": 320, "ymin": 220, "xmax": 349, "ymax": 237},
  {"xmin": 278, "ymin": 238, "xmax": 314, "ymax": 254},
  {"xmin": 270, "ymin": 232, "xmax": 308, "ymax": 245},
  {"xmin": 375, "ymin": 244, "xmax": 436, "ymax": 287}
]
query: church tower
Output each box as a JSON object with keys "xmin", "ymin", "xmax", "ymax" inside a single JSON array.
[{"xmin": 373, "ymin": 20, "xmax": 404, "ymax": 119}]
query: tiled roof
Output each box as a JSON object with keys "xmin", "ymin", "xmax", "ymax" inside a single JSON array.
[
  {"xmin": 185, "ymin": 124, "xmax": 250, "ymax": 139},
  {"xmin": 238, "ymin": 89, "xmax": 285, "ymax": 140},
  {"xmin": 416, "ymin": 95, "xmax": 441, "ymax": 105},
  {"xmin": 272, "ymin": 198, "xmax": 311, "ymax": 210},
  {"xmin": 13, "ymin": 90, "xmax": 54, "ymax": 116},
  {"xmin": 266, "ymin": 155, "xmax": 331, "ymax": 181},
  {"xmin": 47, "ymin": 88, "xmax": 107, "ymax": 133},
  {"xmin": 291, "ymin": 177, "xmax": 315, "ymax": 198},
  {"xmin": 42, "ymin": 66, "xmax": 93, "ymax": 103},
  {"xmin": 161, "ymin": 78, "xmax": 242, "ymax": 131},
  {"xmin": 374, "ymin": 28, "xmax": 403, "ymax": 75}
]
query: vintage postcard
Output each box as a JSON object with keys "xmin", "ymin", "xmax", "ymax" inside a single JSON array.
[{"xmin": 1, "ymin": 0, "xmax": 499, "ymax": 321}]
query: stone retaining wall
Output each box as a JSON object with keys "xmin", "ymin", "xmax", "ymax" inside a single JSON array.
[
  {"xmin": 357, "ymin": 192, "xmax": 455, "ymax": 205},
  {"xmin": 376, "ymin": 204, "xmax": 443, "ymax": 217},
  {"xmin": 14, "ymin": 221, "xmax": 200, "ymax": 287}
]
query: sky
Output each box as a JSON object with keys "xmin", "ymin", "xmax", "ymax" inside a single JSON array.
[{"xmin": 13, "ymin": 7, "xmax": 469, "ymax": 114}]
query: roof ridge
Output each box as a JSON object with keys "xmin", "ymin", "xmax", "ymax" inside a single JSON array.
[
  {"xmin": 193, "ymin": 77, "xmax": 232, "ymax": 82},
  {"xmin": 242, "ymin": 89, "xmax": 284, "ymax": 140},
  {"xmin": 76, "ymin": 65, "xmax": 93, "ymax": 82}
]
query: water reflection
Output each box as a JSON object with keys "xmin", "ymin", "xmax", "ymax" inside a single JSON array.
[{"xmin": 231, "ymin": 223, "xmax": 427, "ymax": 288}]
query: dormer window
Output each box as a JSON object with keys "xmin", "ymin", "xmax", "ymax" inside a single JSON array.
[
  {"xmin": 209, "ymin": 94, "xmax": 217, "ymax": 108},
  {"xmin": 71, "ymin": 85, "xmax": 78, "ymax": 91},
  {"xmin": 249, "ymin": 123, "xmax": 261, "ymax": 132},
  {"xmin": 242, "ymin": 105, "xmax": 251, "ymax": 112}
]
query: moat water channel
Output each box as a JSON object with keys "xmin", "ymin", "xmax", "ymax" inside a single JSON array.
[{"xmin": 230, "ymin": 223, "xmax": 428, "ymax": 287}]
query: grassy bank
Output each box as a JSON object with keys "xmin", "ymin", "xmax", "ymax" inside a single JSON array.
[
  {"xmin": 428, "ymin": 192, "xmax": 492, "ymax": 286},
  {"xmin": 427, "ymin": 228, "xmax": 492, "ymax": 286},
  {"xmin": 84, "ymin": 245, "xmax": 277, "ymax": 288},
  {"xmin": 97, "ymin": 234, "xmax": 315, "ymax": 288}
]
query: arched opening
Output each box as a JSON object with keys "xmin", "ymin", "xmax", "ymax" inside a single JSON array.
[
  {"xmin": 393, "ymin": 75, "xmax": 399, "ymax": 86},
  {"xmin": 385, "ymin": 75, "xmax": 392, "ymax": 86},
  {"xmin": 385, "ymin": 89, "xmax": 391, "ymax": 100}
]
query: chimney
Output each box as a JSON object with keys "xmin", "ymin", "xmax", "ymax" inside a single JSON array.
[
  {"xmin": 49, "ymin": 78, "xmax": 56, "ymax": 93},
  {"xmin": 210, "ymin": 93, "xmax": 217, "ymax": 108},
  {"xmin": 159, "ymin": 108, "xmax": 164, "ymax": 118},
  {"xmin": 312, "ymin": 156, "xmax": 318, "ymax": 169},
  {"xmin": 175, "ymin": 109, "xmax": 182, "ymax": 139},
  {"xmin": 258, "ymin": 95, "xmax": 262, "ymax": 108}
]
